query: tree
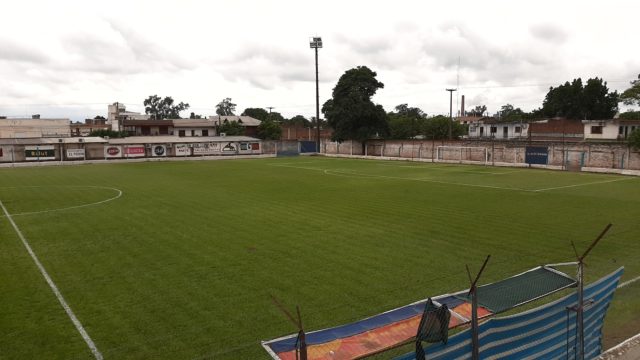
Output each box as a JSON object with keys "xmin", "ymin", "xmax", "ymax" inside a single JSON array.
[
  {"xmin": 94, "ymin": 115, "xmax": 106, "ymax": 120},
  {"xmin": 322, "ymin": 66, "xmax": 389, "ymax": 149},
  {"xmin": 287, "ymin": 115, "xmax": 310, "ymax": 126},
  {"xmin": 620, "ymin": 74, "xmax": 640, "ymax": 106},
  {"xmin": 241, "ymin": 108, "xmax": 269, "ymax": 121},
  {"xmin": 89, "ymin": 129, "xmax": 128, "ymax": 138},
  {"xmin": 421, "ymin": 115, "xmax": 466, "ymax": 140},
  {"xmin": 143, "ymin": 95, "xmax": 190, "ymax": 119},
  {"xmin": 218, "ymin": 120, "xmax": 245, "ymax": 136},
  {"xmin": 541, "ymin": 77, "xmax": 618, "ymax": 119},
  {"xmin": 618, "ymin": 111, "xmax": 640, "ymax": 120},
  {"xmin": 628, "ymin": 129, "xmax": 640, "ymax": 150},
  {"xmin": 257, "ymin": 119, "xmax": 282, "ymax": 140},
  {"xmin": 468, "ymin": 105, "xmax": 487, "ymax": 117},
  {"xmin": 189, "ymin": 112, "xmax": 203, "ymax": 119},
  {"xmin": 216, "ymin": 98, "xmax": 236, "ymax": 116},
  {"xmin": 498, "ymin": 104, "xmax": 528, "ymax": 122},
  {"xmin": 387, "ymin": 104, "xmax": 426, "ymax": 139}
]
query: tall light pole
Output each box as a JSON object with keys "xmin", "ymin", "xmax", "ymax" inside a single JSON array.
[
  {"xmin": 446, "ymin": 88, "xmax": 457, "ymax": 140},
  {"xmin": 310, "ymin": 37, "xmax": 322, "ymax": 153}
]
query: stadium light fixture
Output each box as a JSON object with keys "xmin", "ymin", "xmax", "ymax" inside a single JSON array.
[{"xmin": 310, "ymin": 37, "xmax": 322, "ymax": 153}]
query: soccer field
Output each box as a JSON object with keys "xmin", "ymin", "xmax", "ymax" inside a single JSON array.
[{"xmin": 1, "ymin": 157, "xmax": 639, "ymax": 359}]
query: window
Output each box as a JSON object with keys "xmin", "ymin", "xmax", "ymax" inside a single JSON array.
[
  {"xmin": 191, "ymin": 130, "xmax": 195, "ymax": 136},
  {"xmin": 202, "ymin": 129, "xmax": 209, "ymax": 136},
  {"xmin": 515, "ymin": 126, "xmax": 521, "ymax": 133},
  {"xmin": 591, "ymin": 126, "xmax": 603, "ymax": 134},
  {"xmin": 490, "ymin": 126, "xmax": 497, "ymax": 133},
  {"xmin": 178, "ymin": 130, "xmax": 185, "ymax": 137},
  {"xmin": 619, "ymin": 126, "xmax": 624, "ymax": 135},
  {"xmin": 469, "ymin": 127, "xmax": 476, "ymax": 133}
]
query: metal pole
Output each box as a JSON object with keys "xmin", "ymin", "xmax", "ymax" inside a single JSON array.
[
  {"xmin": 315, "ymin": 47, "xmax": 320, "ymax": 153},
  {"xmin": 446, "ymin": 88, "xmax": 456, "ymax": 140}
]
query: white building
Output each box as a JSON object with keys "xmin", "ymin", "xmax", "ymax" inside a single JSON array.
[
  {"xmin": 107, "ymin": 103, "xmax": 150, "ymax": 131},
  {"xmin": 582, "ymin": 119, "xmax": 640, "ymax": 141},
  {"xmin": 172, "ymin": 118, "xmax": 217, "ymax": 137},
  {"xmin": 468, "ymin": 120, "xmax": 529, "ymax": 139}
]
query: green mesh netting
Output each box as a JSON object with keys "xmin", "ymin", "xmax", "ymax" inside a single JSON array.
[{"xmin": 456, "ymin": 267, "xmax": 576, "ymax": 313}]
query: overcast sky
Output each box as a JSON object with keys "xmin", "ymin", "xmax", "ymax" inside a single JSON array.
[{"xmin": 1, "ymin": 0, "xmax": 638, "ymax": 121}]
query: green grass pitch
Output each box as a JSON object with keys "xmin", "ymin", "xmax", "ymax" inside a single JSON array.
[{"xmin": 1, "ymin": 157, "xmax": 639, "ymax": 359}]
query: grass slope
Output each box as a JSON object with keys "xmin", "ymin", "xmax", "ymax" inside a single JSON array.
[{"xmin": 0, "ymin": 157, "xmax": 638, "ymax": 359}]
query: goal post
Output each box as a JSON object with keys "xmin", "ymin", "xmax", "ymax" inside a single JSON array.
[{"xmin": 436, "ymin": 146, "xmax": 488, "ymax": 165}]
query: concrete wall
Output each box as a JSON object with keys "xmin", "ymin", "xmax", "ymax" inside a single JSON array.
[{"xmin": 322, "ymin": 139, "xmax": 640, "ymax": 172}]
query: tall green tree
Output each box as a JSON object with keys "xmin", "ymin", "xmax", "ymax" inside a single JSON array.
[
  {"xmin": 143, "ymin": 95, "xmax": 190, "ymax": 119},
  {"xmin": 422, "ymin": 115, "xmax": 466, "ymax": 139},
  {"xmin": 216, "ymin": 98, "xmax": 237, "ymax": 116},
  {"xmin": 467, "ymin": 105, "xmax": 487, "ymax": 117},
  {"xmin": 387, "ymin": 104, "xmax": 425, "ymax": 139},
  {"xmin": 257, "ymin": 119, "xmax": 282, "ymax": 140},
  {"xmin": 620, "ymin": 74, "xmax": 640, "ymax": 106},
  {"xmin": 287, "ymin": 115, "xmax": 310, "ymax": 126},
  {"xmin": 218, "ymin": 120, "xmax": 245, "ymax": 136},
  {"xmin": 322, "ymin": 66, "xmax": 389, "ymax": 148},
  {"xmin": 541, "ymin": 77, "xmax": 618, "ymax": 119},
  {"xmin": 628, "ymin": 129, "xmax": 640, "ymax": 150},
  {"xmin": 241, "ymin": 108, "xmax": 269, "ymax": 121}
]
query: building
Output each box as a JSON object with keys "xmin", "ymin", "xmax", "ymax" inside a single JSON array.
[
  {"xmin": 172, "ymin": 118, "xmax": 217, "ymax": 137},
  {"xmin": 208, "ymin": 115, "xmax": 261, "ymax": 137},
  {"xmin": 467, "ymin": 118, "xmax": 529, "ymax": 139},
  {"xmin": 582, "ymin": 119, "xmax": 640, "ymax": 141},
  {"xmin": 108, "ymin": 103, "xmax": 150, "ymax": 131},
  {"xmin": 123, "ymin": 119, "xmax": 173, "ymax": 136},
  {"xmin": 0, "ymin": 116, "xmax": 71, "ymax": 138},
  {"xmin": 528, "ymin": 118, "xmax": 584, "ymax": 142},
  {"xmin": 70, "ymin": 118, "xmax": 110, "ymax": 137}
]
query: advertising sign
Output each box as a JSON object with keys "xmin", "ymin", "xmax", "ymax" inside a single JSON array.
[
  {"xmin": 525, "ymin": 146, "xmax": 549, "ymax": 165},
  {"xmin": 152, "ymin": 145, "xmax": 167, "ymax": 157},
  {"xmin": 175, "ymin": 144, "xmax": 191, "ymax": 156},
  {"xmin": 25, "ymin": 145, "xmax": 55, "ymax": 161},
  {"xmin": 221, "ymin": 142, "xmax": 237, "ymax": 154},
  {"xmin": 124, "ymin": 146, "xmax": 146, "ymax": 158},
  {"xmin": 193, "ymin": 143, "xmax": 220, "ymax": 155},
  {"xmin": 104, "ymin": 145, "xmax": 122, "ymax": 158},
  {"xmin": 66, "ymin": 148, "xmax": 85, "ymax": 159}
]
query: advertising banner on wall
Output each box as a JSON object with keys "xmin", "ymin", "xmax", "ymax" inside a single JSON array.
[
  {"xmin": 124, "ymin": 146, "xmax": 146, "ymax": 158},
  {"xmin": 66, "ymin": 148, "xmax": 85, "ymax": 159},
  {"xmin": 151, "ymin": 145, "xmax": 167, "ymax": 157},
  {"xmin": 104, "ymin": 145, "xmax": 122, "ymax": 158},
  {"xmin": 25, "ymin": 145, "xmax": 55, "ymax": 161},
  {"xmin": 175, "ymin": 144, "xmax": 191, "ymax": 156},
  {"xmin": 525, "ymin": 146, "xmax": 549, "ymax": 165},
  {"xmin": 193, "ymin": 143, "xmax": 220, "ymax": 155},
  {"xmin": 221, "ymin": 142, "xmax": 237, "ymax": 154}
]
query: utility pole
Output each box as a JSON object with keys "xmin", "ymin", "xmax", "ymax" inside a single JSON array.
[
  {"xmin": 310, "ymin": 37, "xmax": 323, "ymax": 153},
  {"xmin": 446, "ymin": 88, "xmax": 456, "ymax": 140},
  {"xmin": 266, "ymin": 107, "xmax": 274, "ymax": 121}
]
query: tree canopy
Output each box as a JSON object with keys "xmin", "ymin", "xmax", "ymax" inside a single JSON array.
[
  {"xmin": 620, "ymin": 74, "xmax": 640, "ymax": 107},
  {"xmin": 467, "ymin": 105, "xmax": 487, "ymax": 117},
  {"xmin": 387, "ymin": 104, "xmax": 425, "ymax": 139},
  {"xmin": 241, "ymin": 107, "xmax": 269, "ymax": 121},
  {"xmin": 618, "ymin": 111, "xmax": 640, "ymax": 120},
  {"xmin": 287, "ymin": 115, "xmax": 310, "ymax": 126},
  {"xmin": 257, "ymin": 119, "xmax": 282, "ymax": 140},
  {"xmin": 143, "ymin": 95, "xmax": 190, "ymax": 119},
  {"xmin": 628, "ymin": 129, "xmax": 640, "ymax": 150},
  {"xmin": 322, "ymin": 66, "xmax": 389, "ymax": 143},
  {"xmin": 422, "ymin": 115, "xmax": 466, "ymax": 140},
  {"xmin": 541, "ymin": 77, "xmax": 618, "ymax": 119},
  {"xmin": 218, "ymin": 120, "xmax": 245, "ymax": 136},
  {"xmin": 216, "ymin": 98, "xmax": 237, "ymax": 116}
]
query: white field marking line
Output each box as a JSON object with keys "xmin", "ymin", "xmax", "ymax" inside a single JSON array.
[
  {"xmin": 376, "ymin": 163, "xmax": 516, "ymax": 175},
  {"xmin": 322, "ymin": 169, "xmax": 531, "ymax": 192},
  {"xmin": 532, "ymin": 177, "xmax": 635, "ymax": 192},
  {"xmin": 0, "ymin": 200, "xmax": 103, "ymax": 360},
  {"xmin": 618, "ymin": 274, "xmax": 640, "ymax": 288},
  {"xmin": 0, "ymin": 186, "xmax": 122, "ymax": 218}
]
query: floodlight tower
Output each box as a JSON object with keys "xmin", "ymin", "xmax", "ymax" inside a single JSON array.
[
  {"xmin": 446, "ymin": 88, "xmax": 457, "ymax": 140},
  {"xmin": 310, "ymin": 36, "xmax": 322, "ymax": 153}
]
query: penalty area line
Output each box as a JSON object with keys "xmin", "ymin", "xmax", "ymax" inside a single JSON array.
[{"xmin": 0, "ymin": 200, "xmax": 103, "ymax": 360}]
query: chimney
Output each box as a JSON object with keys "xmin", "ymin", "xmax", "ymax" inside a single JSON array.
[{"xmin": 461, "ymin": 95, "xmax": 465, "ymax": 117}]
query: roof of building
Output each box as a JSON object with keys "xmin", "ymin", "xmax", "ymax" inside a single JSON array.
[
  {"xmin": 107, "ymin": 135, "xmax": 260, "ymax": 144},
  {"xmin": 172, "ymin": 118, "xmax": 217, "ymax": 127},
  {"xmin": 0, "ymin": 137, "xmax": 107, "ymax": 145},
  {"xmin": 208, "ymin": 115, "xmax": 262, "ymax": 126},
  {"xmin": 122, "ymin": 119, "xmax": 173, "ymax": 126}
]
